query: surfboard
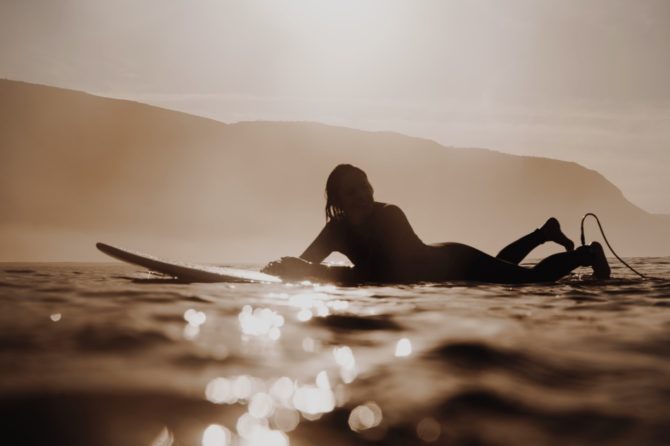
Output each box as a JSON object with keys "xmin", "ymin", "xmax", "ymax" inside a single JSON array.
[{"xmin": 96, "ymin": 242, "xmax": 282, "ymax": 283}]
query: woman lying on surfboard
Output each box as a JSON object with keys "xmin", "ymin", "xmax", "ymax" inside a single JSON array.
[{"xmin": 262, "ymin": 164, "xmax": 610, "ymax": 284}]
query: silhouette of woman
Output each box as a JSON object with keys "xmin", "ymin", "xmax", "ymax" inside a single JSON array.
[{"xmin": 263, "ymin": 164, "xmax": 610, "ymax": 284}]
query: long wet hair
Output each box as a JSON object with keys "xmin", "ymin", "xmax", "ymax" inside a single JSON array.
[{"xmin": 325, "ymin": 164, "xmax": 372, "ymax": 222}]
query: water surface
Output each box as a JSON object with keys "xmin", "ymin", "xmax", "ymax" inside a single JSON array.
[{"xmin": 1, "ymin": 260, "xmax": 669, "ymax": 445}]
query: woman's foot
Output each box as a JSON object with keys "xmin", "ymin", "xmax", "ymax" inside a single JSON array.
[
  {"xmin": 588, "ymin": 242, "xmax": 611, "ymax": 279},
  {"xmin": 539, "ymin": 217, "xmax": 575, "ymax": 252}
]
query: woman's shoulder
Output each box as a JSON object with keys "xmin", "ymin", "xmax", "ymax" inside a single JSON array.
[{"xmin": 374, "ymin": 202, "xmax": 405, "ymax": 216}]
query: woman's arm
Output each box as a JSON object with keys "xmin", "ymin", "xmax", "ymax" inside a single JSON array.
[
  {"xmin": 262, "ymin": 222, "xmax": 348, "ymax": 282},
  {"xmin": 300, "ymin": 223, "xmax": 336, "ymax": 263},
  {"xmin": 262, "ymin": 257, "xmax": 365, "ymax": 285}
]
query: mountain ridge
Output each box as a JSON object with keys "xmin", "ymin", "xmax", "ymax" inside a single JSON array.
[{"xmin": 1, "ymin": 79, "xmax": 667, "ymax": 261}]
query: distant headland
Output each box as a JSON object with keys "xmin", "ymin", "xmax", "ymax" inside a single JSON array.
[{"xmin": 1, "ymin": 79, "xmax": 668, "ymax": 261}]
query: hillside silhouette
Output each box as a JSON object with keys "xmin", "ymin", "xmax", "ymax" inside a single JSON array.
[{"xmin": 1, "ymin": 79, "xmax": 668, "ymax": 261}]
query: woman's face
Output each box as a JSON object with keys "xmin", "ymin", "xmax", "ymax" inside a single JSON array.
[{"xmin": 339, "ymin": 171, "xmax": 374, "ymax": 223}]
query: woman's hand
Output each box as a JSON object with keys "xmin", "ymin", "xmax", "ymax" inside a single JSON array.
[{"xmin": 262, "ymin": 257, "xmax": 314, "ymax": 279}]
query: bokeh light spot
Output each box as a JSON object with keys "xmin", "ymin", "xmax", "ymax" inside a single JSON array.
[
  {"xmin": 239, "ymin": 305, "xmax": 284, "ymax": 340},
  {"xmin": 184, "ymin": 308, "xmax": 207, "ymax": 327},
  {"xmin": 205, "ymin": 377, "xmax": 234, "ymax": 404},
  {"xmin": 150, "ymin": 426, "xmax": 174, "ymax": 446},
  {"xmin": 249, "ymin": 392, "xmax": 275, "ymax": 419},
  {"xmin": 272, "ymin": 407, "xmax": 300, "ymax": 432},
  {"xmin": 395, "ymin": 337, "xmax": 412, "ymax": 357},
  {"xmin": 333, "ymin": 346, "xmax": 357, "ymax": 383},
  {"xmin": 270, "ymin": 377, "xmax": 295, "ymax": 406},
  {"xmin": 416, "ymin": 417, "xmax": 441, "ymax": 442},
  {"xmin": 348, "ymin": 402, "xmax": 383, "ymax": 432},
  {"xmin": 202, "ymin": 424, "xmax": 231, "ymax": 446}
]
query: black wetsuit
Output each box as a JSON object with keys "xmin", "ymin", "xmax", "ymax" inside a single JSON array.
[
  {"xmin": 301, "ymin": 202, "xmax": 425, "ymax": 283},
  {"xmin": 300, "ymin": 202, "xmax": 590, "ymax": 284}
]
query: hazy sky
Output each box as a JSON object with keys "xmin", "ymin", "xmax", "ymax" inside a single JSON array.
[{"xmin": 1, "ymin": 0, "xmax": 669, "ymax": 213}]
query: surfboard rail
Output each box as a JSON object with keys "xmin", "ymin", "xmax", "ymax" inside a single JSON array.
[{"xmin": 96, "ymin": 242, "xmax": 282, "ymax": 283}]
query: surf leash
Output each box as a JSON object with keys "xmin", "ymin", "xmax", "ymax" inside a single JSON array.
[{"xmin": 580, "ymin": 212, "xmax": 664, "ymax": 281}]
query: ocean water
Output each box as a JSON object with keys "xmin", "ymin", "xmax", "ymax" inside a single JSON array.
[{"xmin": 1, "ymin": 260, "xmax": 669, "ymax": 446}]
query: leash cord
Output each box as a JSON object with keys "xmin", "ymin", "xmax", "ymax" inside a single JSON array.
[{"xmin": 579, "ymin": 212, "xmax": 651, "ymax": 280}]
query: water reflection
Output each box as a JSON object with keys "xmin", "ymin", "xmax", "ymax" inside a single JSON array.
[
  {"xmin": 183, "ymin": 324, "xmax": 200, "ymax": 340},
  {"xmin": 416, "ymin": 417, "xmax": 441, "ymax": 442},
  {"xmin": 296, "ymin": 309, "xmax": 313, "ymax": 322},
  {"xmin": 184, "ymin": 309, "xmax": 206, "ymax": 327},
  {"xmin": 238, "ymin": 305, "xmax": 284, "ymax": 341},
  {"xmin": 348, "ymin": 402, "xmax": 383, "ymax": 432},
  {"xmin": 395, "ymin": 337, "xmax": 412, "ymax": 357},
  {"xmin": 249, "ymin": 392, "xmax": 274, "ymax": 418},
  {"xmin": 333, "ymin": 346, "xmax": 357, "ymax": 383},
  {"xmin": 267, "ymin": 285, "xmax": 352, "ymax": 323},
  {"xmin": 183, "ymin": 308, "xmax": 207, "ymax": 340},
  {"xmin": 269, "ymin": 377, "xmax": 295, "ymax": 407},
  {"xmin": 205, "ymin": 377, "xmax": 234, "ymax": 404},
  {"xmin": 271, "ymin": 407, "xmax": 300, "ymax": 432},
  {"xmin": 289, "ymin": 292, "xmax": 331, "ymax": 319},
  {"xmin": 232, "ymin": 375, "xmax": 264, "ymax": 401},
  {"xmin": 203, "ymin": 366, "xmax": 351, "ymax": 445},
  {"xmin": 291, "ymin": 371, "xmax": 336, "ymax": 417},
  {"xmin": 150, "ymin": 426, "xmax": 174, "ymax": 446},
  {"xmin": 205, "ymin": 375, "xmax": 265, "ymax": 405},
  {"xmin": 157, "ymin": 283, "xmax": 417, "ymax": 443},
  {"xmin": 236, "ymin": 413, "xmax": 288, "ymax": 446},
  {"xmin": 202, "ymin": 424, "xmax": 231, "ymax": 446}
]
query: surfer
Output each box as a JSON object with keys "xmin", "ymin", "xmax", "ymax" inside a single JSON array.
[{"xmin": 262, "ymin": 164, "xmax": 611, "ymax": 284}]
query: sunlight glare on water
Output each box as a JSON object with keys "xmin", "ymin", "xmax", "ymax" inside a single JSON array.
[
  {"xmin": 238, "ymin": 305, "xmax": 284, "ymax": 340},
  {"xmin": 272, "ymin": 407, "xmax": 301, "ymax": 432},
  {"xmin": 249, "ymin": 392, "xmax": 275, "ymax": 419},
  {"xmin": 269, "ymin": 377, "xmax": 296, "ymax": 407},
  {"xmin": 296, "ymin": 309, "xmax": 313, "ymax": 321},
  {"xmin": 205, "ymin": 377, "xmax": 235, "ymax": 404},
  {"xmin": 348, "ymin": 402, "xmax": 383, "ymax": 432},
  {"xmin": 150, "ymin": 426, "xmax": 174, "ymax": 446},
  {"xmin": 394, "ymin": 337, "xmax": 412, "ymax": 357},
  {"xmin": 183, "ymin": 308, "xmax": 207, "ymax": 340},
  {"xmin": 316, "ymin": 370, "xmax": 331, "ymax": 390},
  {"xmin": 287, "ymin": 371, "xmax": 337, "ymax": 418},
  {"xmin": 236, "ymin": 413, "xmax": 288, "ymax": 446},
  {"xmin": 202, "ymin": 424, "xmax": 231, "ymax": 446},
  {"xmin": 233, "ymin": 375, "xmax": 262, "ymax": 401},
  {"xmin": 289, "ymin": 292, "xmax": 331, "ymax": 319},
  {"xmin": 184, "ymin": 308, "xmax": 207, "ymax": 327},
  {"xmin": 333, "ymin": 346, "xmax": 357, "ymax": 383}
]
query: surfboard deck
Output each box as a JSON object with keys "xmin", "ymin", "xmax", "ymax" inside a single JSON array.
[{"xmin": 96, "ymin": 242, "xmax": 282, "ymax": 283}]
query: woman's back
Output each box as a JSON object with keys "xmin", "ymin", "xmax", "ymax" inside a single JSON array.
[{"xmin": 302, "ymin": 202, "xmax": 427, "ymax": 282}]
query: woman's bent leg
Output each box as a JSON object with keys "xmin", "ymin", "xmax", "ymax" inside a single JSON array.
[
  {"xmin": 432, "ymin": 240, "xmax": 607, "ymax": 284},
  {"xmin": 468, "ymin": 250, "xmax": 582, "ymax": 284},
  {"xmin": 473, "ymin": 243, "xmax": 608, "ymax": 284},
  {"xmin": 528, "ymin": 249, "xmax": 589, "ymax": 282},
  {"xmin": 496, "ymin": 217, "xmax": 575, "ymax": 265},
  {"xmin": 434, "ymin": 243, "xmax": 537, "ymax": 284},
  {"xmin": 495, "ymin": 230, "xmax": 545, "ymax": 264}
]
